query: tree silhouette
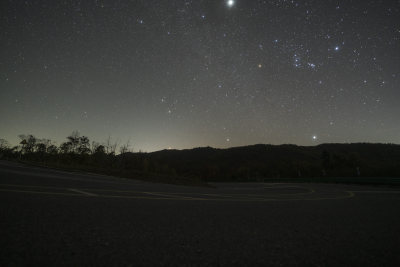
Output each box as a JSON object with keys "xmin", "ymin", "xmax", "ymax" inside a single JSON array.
[
  {"xmin": 67, "ymin": 131, "xmax": 80, "ymax": 154},
  {"xmin": 18, "ymin": 134, "xmax": 37, "ymax": 154},
  {"xmin": 60, "ymin": 142, "xmax": 72, "ymax": 154},
  {"xmin": 0, "ymin": 139, "xmax": 10, "ymax": 151},
  {"xmin": 77, "ymin": 136, "xmax": 91, "ymax": 155}
]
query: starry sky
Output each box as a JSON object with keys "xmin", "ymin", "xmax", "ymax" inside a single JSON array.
[{"xmin": 1, "ymin": 0, "xmax": 399, "ymax": 152}]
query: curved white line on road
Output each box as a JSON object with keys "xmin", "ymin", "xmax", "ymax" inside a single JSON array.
[
  {"xmin": 69, "ymin": 188, "xmax": 98, "ymax": 196},
  {"xmin": 349, "ymin": 191, "xmax": 400, "ymax": 194},
  {"xmin": 0, "ymin": 184, "xmax": 355, "ymax": 202}
]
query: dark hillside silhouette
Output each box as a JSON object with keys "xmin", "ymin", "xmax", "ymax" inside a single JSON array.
[
  {"xmin": 1, "ymin": 133, "xmax": 400, "ymax": 185},
  {"xmin": 141, "ymin": 143, "xmax": 400, "ymax": 181}
]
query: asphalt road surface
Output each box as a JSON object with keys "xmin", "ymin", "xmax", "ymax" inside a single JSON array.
[{"xmin": 1, "ymin": 160, "xmax": 400, "ymax": 266}]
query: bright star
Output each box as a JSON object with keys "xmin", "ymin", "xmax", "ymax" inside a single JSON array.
[
  {"xmin": 312, "ymin": 135, "xmax": 317, "ymax": 140},
  {"xmin": 227, "ymin": 0, "xmax": 235, "ymax": 7}
]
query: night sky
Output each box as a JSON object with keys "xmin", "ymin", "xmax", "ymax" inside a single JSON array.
[{"xmin": 1, "ymin": 0, "xmax": 399, "ymax": 152}]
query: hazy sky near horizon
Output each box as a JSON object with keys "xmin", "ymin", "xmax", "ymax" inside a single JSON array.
[{"xmin": 1, "ymin": 0, "xmax": 399, "ymax": 151}]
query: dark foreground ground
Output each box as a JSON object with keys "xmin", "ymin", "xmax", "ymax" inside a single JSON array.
[{"xmin": 1, "ymin": 160, "xmax": 400, "ymax": 266}]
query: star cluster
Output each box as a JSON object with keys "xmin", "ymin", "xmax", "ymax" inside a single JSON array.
[{"xmin": 1, "ymin": 0, "xmax": 399, "ymax": 151}]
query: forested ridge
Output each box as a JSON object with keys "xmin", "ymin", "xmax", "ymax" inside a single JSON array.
[{"xmin": 1, "ymin": 132, "xmax": 400, "ymax": 184}]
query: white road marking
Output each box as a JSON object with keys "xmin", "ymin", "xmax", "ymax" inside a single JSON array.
[
  {"xmin": 68, "ymin": 188, "xmax": 98, "ymax": 196},
  {"xmin": 350, "ymin": 191, "xmax": 400, "ymax": 194}
]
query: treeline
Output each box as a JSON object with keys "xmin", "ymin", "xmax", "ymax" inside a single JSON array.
[
  {"xmin": 0, "ymin": 132, "xmax": 201, "ymax": 185},
  {"xmin": 1, "ymin": 132, "xmax": 125, "ymax": 167},
  {"xmin": 1, "ymin": 133, "xmax": 400, "ymax": 184}
]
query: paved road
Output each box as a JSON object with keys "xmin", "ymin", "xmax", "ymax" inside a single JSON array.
[{"xmin": 1, "ymin": 160, "xmax": 400, "ymax": 266}]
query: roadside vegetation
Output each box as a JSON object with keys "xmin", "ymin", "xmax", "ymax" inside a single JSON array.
[{"xmin": 1, "ymin": 132, "xmax": 400, "ymax": 185}]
